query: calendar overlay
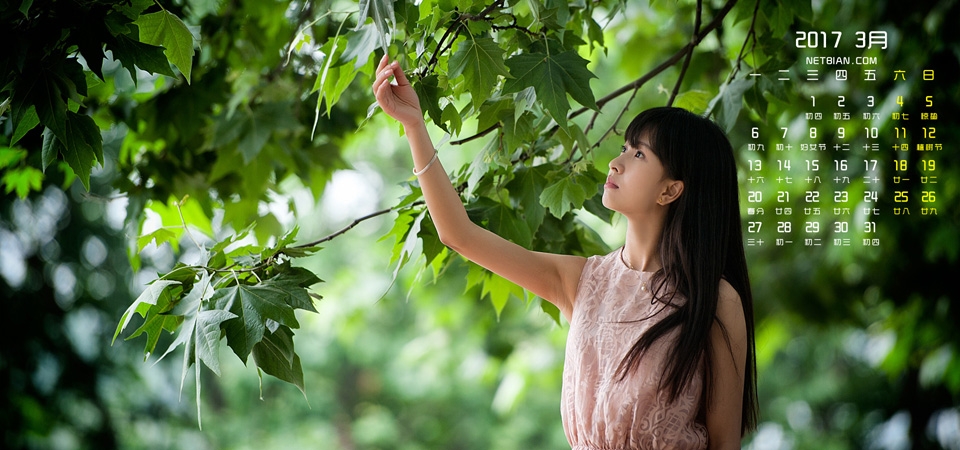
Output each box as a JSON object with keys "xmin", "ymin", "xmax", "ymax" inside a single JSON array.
[{"xmin": 741, "ymin": 31, "xmax": 940, "ymax": 249}]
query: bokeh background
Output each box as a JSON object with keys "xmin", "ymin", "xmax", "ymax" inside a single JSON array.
[{"xmin": 2, "ymin": 0, "xmax": 958, "ymax": 449}]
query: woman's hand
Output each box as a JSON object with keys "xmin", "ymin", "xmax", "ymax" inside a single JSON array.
[{"xmin": 372, "ymin": 55, "xmax": 423, "ymax": 127}]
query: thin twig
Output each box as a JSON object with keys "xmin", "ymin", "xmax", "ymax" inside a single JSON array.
[
  {"xmin": 423, "ymin": 22, "xmax": 464, "ymax": 76},
  {"xmin": 175, "ymin": 197, "xmax": 204, "ymax": 251},
  {"xmin": 591, "ymin": 85, "xmax": 640, "ymax": 151},
  {"xmin": 450, "ymin": 124, "xmax": 499, "ymax": 145},
  {"xmin": 667, "ymin": 0, "xmax": 703, "ymax": 106},
  {"xmin": 490, "ymin": 14, "xmax": 539, "ymax": 38},
  {"xmin": 732, "ymin": 0, "xmax": 762, "ymax": 79},
  {"xmin": 294, "ymin": 200, "xmax": 426, "ymax": 248}
]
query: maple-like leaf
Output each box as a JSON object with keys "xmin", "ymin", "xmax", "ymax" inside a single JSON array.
[
  {"xmin": 448, "ymin": 36, "xmax": 510, "ymax": 106},
  {"xmin": 506, "ymin": 165, "xmax": 550, "ymax": 233},
  {"xmin": 107, "ymin": 34, "xmax": 176, "ymax": 80},
  {"xmin": 59, "ymin": 112, "xmax": 102, "ymax": 190},
  {"xmin": 503, "ymin": 51, "xmax": 598, "ymax": 129},
  {"xmin": 539, "ymin": 174, "xmax": 589, "ymax": 218},
  {"xmin": 252, "ymin": 326, "xmax": 306, "ymax": 398},
  {"xmin": 113, "ymin": 279, "xmax": 181, "ymax": 344},
  {"xmin": 157, "ymin": 308, "xmax": 237, "ymax": 429},
  {"xmin": 356, "ymin": 0, "xmax": 394, "ymax": 52},
  {"xmin": 135, "ymin": 10, "xmax": 197, "ymax": 82},
  {"xmin": 212, "ymin": 283, "xmax": 301, "ymax": 363}
]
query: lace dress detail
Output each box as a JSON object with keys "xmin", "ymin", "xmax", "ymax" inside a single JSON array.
[{"xmin": 561, "ymin": 251, "xmax": 708, "ymax": 450}]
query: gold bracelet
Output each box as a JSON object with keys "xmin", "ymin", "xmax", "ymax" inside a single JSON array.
[{"xmin": 412, "ymin": 151, "xmax": 439, "ymax": 176}]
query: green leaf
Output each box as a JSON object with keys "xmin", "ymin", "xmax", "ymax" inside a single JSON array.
[
  {"xmin": 157, "ymin": 307, "xmax": 237, "ymax": 429},
  {"xmin": 114, "ymin": 279, "xmax": 182, "ymax": 344},
  {"xmin": 501, "ymin": 110, "xmax": 536, "ymax": 153},
  {"xmin": 271, "ymin": 266, "xmax": 324, "ymax": 291},
  {"xmin": 540, "ymin": 298, "xmax": 562, "ymax": 326},
  {"xmin": 19, "ymin": 0, "xmax": 33, "ymax": 16},
  {"xmin": 448, "ymin": 36, "xmax": 510, "ymax": 106},
  {"xmin": 260, "ymin": 276, "xmax": 319, "ymax": 313},
  {"xmin": 481, "ymin": 272, "xmax": 524, "ymax": 319},
  {"xmin": 114, "ymin": 0, "xmax": 153, "ymax": 20},
  {"xmin": 40, "ymin": 128, "xmax": 61, "ymax": 172},
  {"xmin": 30, "ymin": 75, "xmax": 67, "ymax": 141},
  {"xmin": 108, "ymin": 34, "xmax": 176, "ymax": 80},
  {"xmin": 59, "ymin": 112, "xmax": 104, "ymax": 190},
  {"xmin": 136, "ymin": 10, "xmax": 197, "ymax": 82},
  {"xmin": 507, "ymin": 165, "xmax": 549, "ymax": 233},
  {"xmin": 417, "ymin": 214, "xmax": 444, "ymax": 267},
  {"xmin": 212, "ymin": 284, "xmax": 301, "ymax": 363},
  {"xmin": 11, "ymin": 105, "xmax": 39, "ymax": 146},
  {"xmin": 539, "ymin": 175, "xmax": 587, "ymax": 218},
  {"xmin": 356, "ymin": 0, "xmax": 395, "ymax": 52},
  {"xmin": 673, "ymin": 90, "xmax": 712, "ymax": 115},
  {"xmin": 707, "ymin": 78, "xmax": 754, "ymax": 132},
  {"xmin": 145, "ymin": 195, "xmax": 214, "ymax": 240},
  {"xmin": 137, "ymin": 227, "xmax": 180, "ymax": 252},
  {"xmin": 468, "ymin": 197, "xmax": 532, "ymax": 248},
  {"xmin": 170, "ymin": 270, "xmax": 212, "ymax": 316},
  {"xmin": 440, "ymin": 103, "xmax": 462, "ymax": 135},
  {"xmin": 57, "ymin": 120, "xmax": 98, "ymax": 189},
  {"xmin": 313, "ymin": 35, "xmax": 361, "ymax": 122},
  {"xmin": 1, "ymin": 166, "xmax": 43, "ymax": 198},
  {"xmin": 340, "ymin": 24, "xmax": 379, "ymax": 70},
  {"xmin": 475, "ymin": 97, "xmax": 512, "ymax": 133},
  {"xmin": 126, "ymin": 313, "xmax": 183, "ymax": 357},
  {"xmin": 192, "ymin": 309, "xmax": 237, "ymax": 376},
  {"xmin": 413, "ymin": 74, "xmax": 445, "ymax": 132},
  {"xmin": 67, "ymin": 113, "xmax": 102, "ymax": 159},
  {"xmin": 0, "ymin": 148, "xmax": 27, "ymax": 169},
  {"xmin": 503, "ymin": 51, "xmax": 598, "ymax": 128},
  {"xmin": 252, "ymin": 326, "xmax": 307, "ymax": 398},
  {"xmin": 383, "ymin": 209, "xmax": 426, "ymax": 292}
]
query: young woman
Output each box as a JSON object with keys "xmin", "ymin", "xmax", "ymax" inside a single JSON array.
[{"xmin": 373, "ymin": 55, "xmax": 758, "ymax": 449}]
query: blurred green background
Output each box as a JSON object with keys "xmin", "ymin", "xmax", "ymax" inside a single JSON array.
[{"xmin": 2, "ymin": 0, "xmax": 959, "ymax": 449}]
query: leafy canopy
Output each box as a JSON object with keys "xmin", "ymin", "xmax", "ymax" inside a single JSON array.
[{"xmin": 4, "ymin": 0, "xmax": 958, "ymax": 438}]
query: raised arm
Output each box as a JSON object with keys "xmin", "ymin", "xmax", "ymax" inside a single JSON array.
[{"xmin": 372, "ymin": 56, "xmax": 585, "ymax": 319}]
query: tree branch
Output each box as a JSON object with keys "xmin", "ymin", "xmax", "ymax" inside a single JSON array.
[
  {"xmin": 422, "ymin": 0, "xmax": 507, "ymax": 77},
  {"xmin": 569, "ymin": 0, "xmax": 737, "ymax": 120},
  {"xmin": 423, "ymin": 21, "xmax": 465, "ymax": 76},
  {"xmin": 732, "ymin": 0, "xmax": 762, "ymax": 79},
  {"xmin": 295, "ymin": 200, "xmax": 425, "ymax": 248},
  {"xmin": 450, "ymin": 0, "xmax": 739, "ymax": 147},
  {"xmin": 450, "ymin": 124, "xmax": 498, "ymax": 145},
  {"xmin": 590, "ymin": 85, "xmax": 639, "ymax": 151},
  {"xmin": 667, "ymin": 0, "xmax": 703, "ymax": 106}
]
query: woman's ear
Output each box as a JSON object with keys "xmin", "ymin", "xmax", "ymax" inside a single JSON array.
[{"xmin": 658, "ymin": 180, "xmax": 684, "ymax": 205}]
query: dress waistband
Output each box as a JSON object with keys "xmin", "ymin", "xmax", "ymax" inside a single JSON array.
[{"xmin": 571, "ymin": 446, "xmax": 629, "ymax": 450}]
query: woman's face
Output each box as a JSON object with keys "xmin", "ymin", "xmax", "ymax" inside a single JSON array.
[{"xmin": 602, "ymin": 135, "xmax": 678, "ymax": 216}]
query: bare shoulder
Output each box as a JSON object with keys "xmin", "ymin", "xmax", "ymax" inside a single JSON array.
[
  {"xmin": 715, "ymin": 278, "xmax": 746, "ymax": 342},
  {"xmin": 548, "ymin": 253, "xmax": 588, "ymax": 321},
  {"xmin": 717, "ymin": 279, "xmax": 743, "ymax": 309}
]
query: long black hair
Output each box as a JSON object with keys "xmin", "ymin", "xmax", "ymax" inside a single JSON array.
[{"xmin": 613, "ymin": 106, "xmax": 759, "ymax": 435}]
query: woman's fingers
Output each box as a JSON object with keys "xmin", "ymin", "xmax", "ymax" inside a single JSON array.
[
  {"xmin": 372, "ymin": 57, "xmax": 421, "ymax": 123},
  {"xmin": 372, "ymin": 65, "xmax": 394, "ymax": 98},
  {"xmin": 377, "ymin": 54, "xmax": 389, "ymax": 73},
  {"xmin": 390, "ymin": 62, "xmax": 411, "ymax": 87}
]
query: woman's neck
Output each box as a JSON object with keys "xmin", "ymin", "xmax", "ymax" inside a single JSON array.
[{"xmin": 621, "ymin": 217, "xmax": 664, "ymax": 272}]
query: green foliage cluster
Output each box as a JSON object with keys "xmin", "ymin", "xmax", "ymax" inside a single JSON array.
[
  {"xmin": 0, "ymin": 0, "xmax": 195, "ymax": 191},
  {"xmin": 114, "ymin": 215, "xmax": 322, "ymax": 426}
]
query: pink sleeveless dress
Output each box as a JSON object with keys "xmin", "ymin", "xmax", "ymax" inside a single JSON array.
[{"xmin": 561, "ymin": 250, "xmax": 708, "ymax": 449}]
